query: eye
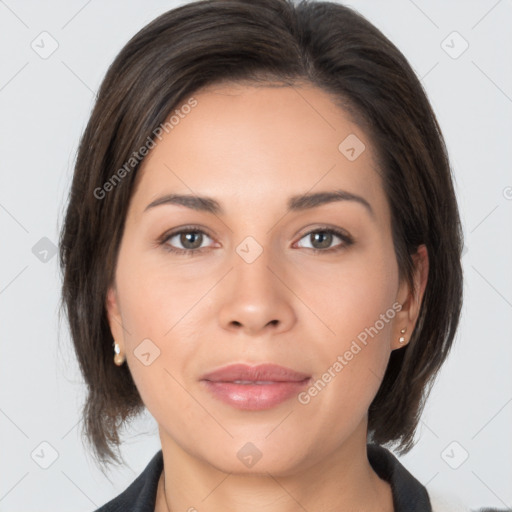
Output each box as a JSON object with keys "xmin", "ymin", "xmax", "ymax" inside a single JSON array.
[
  {"xmin": 159, "ymin": 226, "xmax": 215, "ymax": 256},
  {"xmin": 158, "ymin": 225, "xmax": 353, "ymax": 257},
  {"xmin": 295, "ymin": 227, "xmax": 353, "ymax": 253}
]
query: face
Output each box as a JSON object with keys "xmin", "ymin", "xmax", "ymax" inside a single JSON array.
[{"xmin": 106, "ymin": 82, "xmax": 426, "ymax": 476}]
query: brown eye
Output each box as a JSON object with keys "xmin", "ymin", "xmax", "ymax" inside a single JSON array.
[
  {"xmin": 160, "ymin": 227, "xmax": 215, "ymax": 256},
  {"xmin": 310, "ymin": 231, "xmax": 334, "ymax": 250},
  {"xmin": 175, "ymin": 231, "xmax": 204, "ymax": 250},
  {"xmin": 295, "ymin": 228, "xmax": 353, "ymax": 253}
]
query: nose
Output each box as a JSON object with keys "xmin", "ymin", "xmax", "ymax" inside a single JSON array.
[{"xmin": 216, "ymin": 246, "xmax": 296, "ymax": 337}]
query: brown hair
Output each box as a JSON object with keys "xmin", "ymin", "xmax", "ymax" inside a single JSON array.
[{"xmin": 58, "ymin": 0, "xmax": 463, "ymax": 471}]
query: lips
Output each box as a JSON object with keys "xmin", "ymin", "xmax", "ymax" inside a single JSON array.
[
  {"xmin": 201, "ymin": 363, "xmax": 310, "ymax": 383},
  {"xmin": 200, "ymin": 364, "xmax": 311, "ymax": 410}
]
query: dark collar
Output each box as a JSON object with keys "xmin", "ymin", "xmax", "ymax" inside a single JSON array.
[
  {"xmin": 367, "ymin": 443, "xmax": 432, "ymax": 511},
  {"xmin": 95, "ymin": 450, "xmax": 163, "ymax": 512},
  {"xmin": 95, "ymin": 444, "xmax": 432, "ymax": 511}
]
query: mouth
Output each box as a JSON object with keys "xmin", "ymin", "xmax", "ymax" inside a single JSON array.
[{"xmin": 200, "ymin": 363, "xmax": 311, "ymax": 411}]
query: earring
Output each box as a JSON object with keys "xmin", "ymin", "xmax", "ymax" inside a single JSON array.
[
  {"xmin": 113, "ymin": 342, "xmax": 125, "ymax": 366},
  {"xmin": 399, "ymin": 328, "xmax": 407, "ymax": 344}
]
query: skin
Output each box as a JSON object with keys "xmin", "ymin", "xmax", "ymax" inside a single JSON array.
[{"xmin": 106, "ymin": 82, "xmax": 429, "ymax": 512}]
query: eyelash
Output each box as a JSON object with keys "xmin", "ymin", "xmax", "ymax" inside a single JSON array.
[{"xmin": 157, "ymin": 224, "xmax": 354, "ymax": 257}]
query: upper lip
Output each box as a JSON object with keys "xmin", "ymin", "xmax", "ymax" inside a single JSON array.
[{"xmin": 201, "ymin": 364, "xmax": 310, "ymax": 383}]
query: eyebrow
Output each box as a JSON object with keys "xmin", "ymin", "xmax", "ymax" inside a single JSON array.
[{"xmin": 144, "ymin": 189, "xmax": 374, "ymax": 217}]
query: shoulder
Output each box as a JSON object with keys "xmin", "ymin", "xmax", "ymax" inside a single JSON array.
[{"xmin": 93, "ymin": 450, "xmax": 164, "ymax": 512}]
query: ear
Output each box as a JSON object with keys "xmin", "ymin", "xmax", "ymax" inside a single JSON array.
[
  {"xmin": 105, "ymin": 285, "xmax": 126, "ymax": 352},
  {"xmin": 391, "ymin": 244, "xmax": 429, "ymax": 350}
]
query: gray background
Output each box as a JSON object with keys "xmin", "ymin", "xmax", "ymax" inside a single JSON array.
[{"xmin": 1, "ymin": 0, "xmax": 511, "ymax": 510}]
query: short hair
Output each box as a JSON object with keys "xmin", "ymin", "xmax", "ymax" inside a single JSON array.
[{"xmin": 58, "ymin": 0, "xmax": 463, "ymax": 471}]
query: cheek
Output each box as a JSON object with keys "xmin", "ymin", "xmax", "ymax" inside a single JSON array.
[
  {"xmin": 113, "ymin": 250, "xmax": 204, "ymax": 408},
  {"xmin": 117, "ymin": 244, "xmax": 206, "ymax": 339},
  {"xmin": 302, "ymin": 238, "xmax": 399, "ymax": 349},
  {"xmin": 297, "ymin": 240, "xmax": 398, "ymax": 406}
]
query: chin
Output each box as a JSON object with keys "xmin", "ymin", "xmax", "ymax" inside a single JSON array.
[{"xmin": 193, "ymin": 436, "xmax": 318, "ymax": 478}]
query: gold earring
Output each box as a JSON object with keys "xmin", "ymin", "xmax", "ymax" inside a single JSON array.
[
  {"xmin": 113, "ymin": 342, "xmax": 125, "ymax": 366},
  {"xmin": 399, "ymin": 328, "xmax": 407, "ymax": 344}
]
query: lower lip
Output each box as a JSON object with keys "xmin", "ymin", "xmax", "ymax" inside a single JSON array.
[{"xmin": 201, "ymin": 379, "xmax": 310, "ymax": 410}]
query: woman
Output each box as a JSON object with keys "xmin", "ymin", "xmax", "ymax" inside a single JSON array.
[{"xmin": 58, "ymin": 0, "xmax": 504, "ymax": 510}]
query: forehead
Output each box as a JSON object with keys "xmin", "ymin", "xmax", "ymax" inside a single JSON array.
[{"xmin": 130, "ymin": 83, "xmax": 386, "ymax": 220}]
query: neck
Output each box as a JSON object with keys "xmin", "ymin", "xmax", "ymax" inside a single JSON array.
[{"xmin": 155, "ymin": 422, "xmax": 393, "ymax": 512}]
